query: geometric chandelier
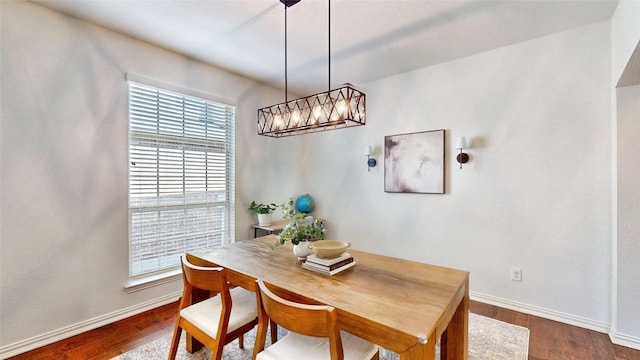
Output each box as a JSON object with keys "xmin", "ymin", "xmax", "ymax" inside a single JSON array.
[
  {"xmin": 257, "ymin": 0, "xmax": 366, "ymax": 137},
  {"xmin": 257, "ymin": 84, "xmax": 365, "ymax": 137}
]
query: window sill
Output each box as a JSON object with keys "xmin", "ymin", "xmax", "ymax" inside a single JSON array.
[{"xmin": 125, "ymin": 269, "xmax": 182, "ymax": 293}]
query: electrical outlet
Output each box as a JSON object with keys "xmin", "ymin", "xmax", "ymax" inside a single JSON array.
[{"xmin": 511, "ymin": 267, "xmax": 522, "ymax": 282}]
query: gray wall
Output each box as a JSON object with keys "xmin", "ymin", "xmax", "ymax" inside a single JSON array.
[
  {"xmin": 616, "ymin": 84, "xmax": 640, "ymax": 341},
  {"xmin": 0, "ymin": 1, "xmax": 284, "ymax": 352},
  {"xmin": 611, "ymin": 0, "xmax": 640, "ymax": 348},
  {"xmin": 280, "ymin": 21, "xmax": 614, "ymax": 327}
]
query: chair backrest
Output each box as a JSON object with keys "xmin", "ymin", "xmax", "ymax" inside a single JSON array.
[
  {"xmin": 181, "ymin": 254, "xmax": 231, "ymax": 305},
  {"xmin": 255, "ymin": 279, "xmax": 344, "ymax": 359}
]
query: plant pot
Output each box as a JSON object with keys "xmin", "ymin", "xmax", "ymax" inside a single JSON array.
[
  {"xmin": 257, "ymin": 213, "xmax": 272, "ymax": 226},
  {"xmin": 293, "ymin": 241, "xmax": 314, "ymax": 260}
]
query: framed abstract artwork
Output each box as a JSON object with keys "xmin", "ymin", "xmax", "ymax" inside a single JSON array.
[{"xmin": 384, "ymin": 129, "xmax": 445, "ymax": 194}]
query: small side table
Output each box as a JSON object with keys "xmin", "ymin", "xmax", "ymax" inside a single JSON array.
[
  {"xmin": 251, "ymin": 218, "xmax": 326, "ymax": 238},
  {"xmin": 251, "ymin": 219, "xmax": 290, "ymax": 238}
]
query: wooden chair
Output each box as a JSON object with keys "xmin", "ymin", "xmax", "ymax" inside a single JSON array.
[
  {"xmin": 252, "ymin": 279, "xmax": 379, "ymax": 360},
  {"xmin": 168, "ymin": 254, "xmax": 258, "ymax": 360}
]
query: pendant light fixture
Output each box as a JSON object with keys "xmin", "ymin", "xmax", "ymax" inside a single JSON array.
[{"xmin": 257, "ymin": 0, "xmax": 366, "ymax": 137}]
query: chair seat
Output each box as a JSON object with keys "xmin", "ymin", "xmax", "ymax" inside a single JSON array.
[
  {"xmin": 255, "ymin": 330, "xmax": 378, "ymax": 360},
  {"xmin": 180, "ymin": 286, "xmax": 257, "ymax": 338}
]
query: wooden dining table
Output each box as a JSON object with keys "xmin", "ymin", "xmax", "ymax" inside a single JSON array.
[{"xmin": 188, "ymin": 235, "xmax": 469, "ymax": 360}]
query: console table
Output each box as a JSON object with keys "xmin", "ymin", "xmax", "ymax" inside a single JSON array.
[
  {"xmin": 251, "ymin": 218, "xmax": 325, "ymax": 238},
  {"xmin": 251, "ymin": 219, "xmax": 290, "ymax": 238}
]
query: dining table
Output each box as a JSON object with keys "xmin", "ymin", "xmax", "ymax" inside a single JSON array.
[{"xmin": 188, "ymin": 235, "xmax": 469, "ymax": 360}]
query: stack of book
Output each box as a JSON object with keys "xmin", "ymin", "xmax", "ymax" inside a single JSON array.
[{"xmin": 302, "ymin": 252, "xmax": 355, "ymax": 275}]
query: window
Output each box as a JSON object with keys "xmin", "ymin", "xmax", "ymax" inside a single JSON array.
[{"xmin": 128, "ymin": 81, "xmax": 235, "ymax": 280}]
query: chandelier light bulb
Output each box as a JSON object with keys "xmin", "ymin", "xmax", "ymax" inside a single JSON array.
[
  {"xmin": 313, "ymin": 105, "xmax": 323, "ymax": 121},
  {"xmin": 274, "ymin": 114, "xmax": 283, "ymax": 129},
  {"xmin": 336, "ymin": 99, "xmax": 346, "ymax": 115},
  {"xmin": 292, "ymin": 110, "xmax": 301, "ymax": 124}
]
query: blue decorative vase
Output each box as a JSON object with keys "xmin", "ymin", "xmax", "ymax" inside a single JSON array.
[{"xmin": 295, "ymin": 194, "xmax": 315, "ymax": 214}]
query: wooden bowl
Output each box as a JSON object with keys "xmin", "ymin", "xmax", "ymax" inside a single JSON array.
[{"xmin": 308, "ymin": 240, "xmax": 351, "ymax": 259}]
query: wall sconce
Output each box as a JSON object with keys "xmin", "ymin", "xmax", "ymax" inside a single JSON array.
[
  {"xmin": 455, "ymin": 136, "xmax": 470, "ymax": 169},
  {"xmin": 364, "ymin": 145, "xmax": 376, "ymax": 171}
]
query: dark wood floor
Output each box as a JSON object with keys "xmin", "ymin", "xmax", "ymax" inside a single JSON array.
[{"xmin": 8, "ymin": 300, "xmax": 640, "ymax": 360}]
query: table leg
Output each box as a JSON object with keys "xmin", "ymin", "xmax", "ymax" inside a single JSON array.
[
  {"xmin": 399, "ymin": 335, "xmax": 436, "ymax": 360},
  {"xmin": 441, "ymin": 293, "xmax": 469, "ymax": 360}
]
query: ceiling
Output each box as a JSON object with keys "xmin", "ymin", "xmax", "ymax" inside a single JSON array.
[{"xmin": 33, "ymin": 0, "xmax": 619, "ymax": 95}]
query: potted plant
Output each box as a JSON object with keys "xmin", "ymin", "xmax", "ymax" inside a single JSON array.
[
  {"xmin": 273, "ymin": 198, "xmax": 325, "ymax": 259},
  {"xmin": 248, "ymin": 201, "xmax": 277, "ymax": 226}
]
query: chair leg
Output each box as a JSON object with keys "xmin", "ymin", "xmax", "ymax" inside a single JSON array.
[
  {"xmin": 239, "ymin": 334, "xmax": 244, "ymax": 349},
  {"xmin": 270, "ymin": 319, "xmax": 278, "ymax": 343},
  {"xmin": 252, "ymin": 319, "xmax": 269, "ymax": 360},
  {"xmin": 168, "ymin": 325, "xmax": 182, "ymax": 360},
  {"xmin": 211, "ymin": 343, "xmax": 224, "ymax": 360}
]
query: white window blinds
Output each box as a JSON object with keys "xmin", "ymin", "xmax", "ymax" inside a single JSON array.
[{"xmin": 128, "ymin": 81, "xmax": 235, "ymax": 278}]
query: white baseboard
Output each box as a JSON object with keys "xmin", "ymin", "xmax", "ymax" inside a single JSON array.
[
  {"xmin": 470, "ymin": 291, "xmax": 611, "ymax": 333},
  {"xmin": 0, "ymin": 291, "xmax": 181, "ymax": 359},
  {"xmin": 610, "ymin": 331, "xmax": 640, "ymax": 351}
]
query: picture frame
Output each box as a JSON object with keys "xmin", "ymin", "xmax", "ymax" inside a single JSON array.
[{"xmin": 384, "ymin": 129, "xmax": 445, "ymax": 194}]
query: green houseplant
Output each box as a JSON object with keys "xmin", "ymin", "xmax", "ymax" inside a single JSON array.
[
  {"xmin": 248, "ymin": 201, "xmax": 277, "ymax": 226},
  {"xmin": 248, "ymin": 201, "xmax": 277, "ymax": 214},
  {"xmin": 273, "ymin": 198, "xmax": 325, "ymax": 252}
]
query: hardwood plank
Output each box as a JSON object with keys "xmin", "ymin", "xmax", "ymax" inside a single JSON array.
[{"xmin": 527, "ymin": 311, "xmax": 552, "ymax": 359}]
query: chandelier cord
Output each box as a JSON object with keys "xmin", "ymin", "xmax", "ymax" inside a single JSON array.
[
  {"xmin": 285, "ymin": 5, "xmax": 288, "ymax": 103},
  {"xmin": 328, "ymin": 0, "xmax": 331, "ymax": 92}
]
